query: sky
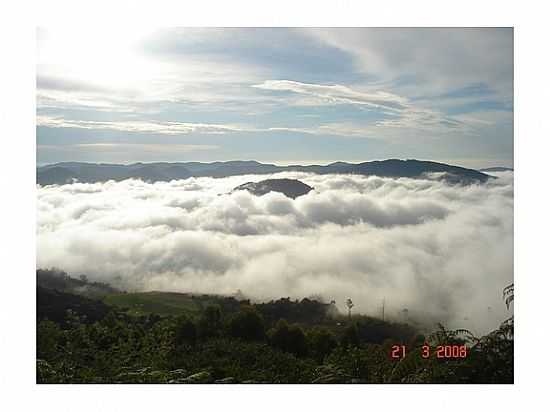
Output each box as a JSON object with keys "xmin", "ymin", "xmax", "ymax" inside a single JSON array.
[{"xmin": 36, "ymin": 28, "xmax": 513, "ymax": 168}]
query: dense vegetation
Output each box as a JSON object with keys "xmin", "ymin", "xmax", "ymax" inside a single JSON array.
[
  {"xmin": 36, "ymin": 270, "xmax": 513, "ymax": 383},
  {"xmin": 37, "ymin": 268, "xmax": 120, "ymax": 298}
]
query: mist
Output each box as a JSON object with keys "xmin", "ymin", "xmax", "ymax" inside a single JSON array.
[{"xmin": 37, "ymin": 171, "xmax": 513, "ymax": 334}]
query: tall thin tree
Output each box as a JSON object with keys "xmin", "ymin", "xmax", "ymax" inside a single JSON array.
[{"xmin": 346, "ymin": 298, "xmax": 354, "ymax": 320}]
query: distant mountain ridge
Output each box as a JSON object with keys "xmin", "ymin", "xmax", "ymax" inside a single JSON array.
[
  {"xmin": 479, "ymin": 167, "xmax": 514, "ymax": 172},
  {"xmin": 37, "ymin": 159, "xmax": 491, "ymax": 185}
]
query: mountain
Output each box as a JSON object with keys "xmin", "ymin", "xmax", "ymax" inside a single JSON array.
[
  {"xmin": 232, "ymin": 178, "xmax": 314, "ymax": 199},
  {"xmin": 189, "ymin": 160, "xmax": 281, "ymax": 177},
  {"xmin": 347, "ymin": 159, "xmax": 491, "ymax": 184},
  {"xmin": 36, "ymin": 166, "xmax": 78, "ymax": 185},
  {"xmin": 37, "ymin": 159, "xmax": 491, "ymax": 185},
  {"xmin": 479, "ymin": 167, "xmax": 514, "ymax": 172},
  {"xmin": 37, "ymin": 162, "xmax": 192, "ymax": 184}
]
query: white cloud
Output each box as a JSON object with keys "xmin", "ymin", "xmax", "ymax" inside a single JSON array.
[
  {"xmin": 37, "ymin": 172, "xmax": 513, "ymax": 334},
  {"xmin": 266, "ymin": 124, "xmax": 371, "ymax": 138},
  {"xmin": 40, "ymin": 143, "xmax": 219, "ymax": 153},
  {"xmin": 37, "ymin": 28, "xmax": 272, "ymax": 113},
  {"xmin": 37, "ymin": 114, "xmax": 463, "ymax": 141},
  {"xmin": 36, "ymin": 115, "xmax": 249, "ymax": 135},
  {"xmin": 302, "ymin": 28, "xmax": 513, "ymax": 99},
  {"xmin": 253, "ymin": 79, "xmax": 408, "ymax": 112},
  {"xmin": 253, "ymin": 79, "xmax": 488, "ymax": 134}
]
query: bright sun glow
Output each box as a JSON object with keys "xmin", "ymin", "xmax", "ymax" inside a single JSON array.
[{"xmin": 38, "ymin": 27, "xmax": 164, "ymax": 94}]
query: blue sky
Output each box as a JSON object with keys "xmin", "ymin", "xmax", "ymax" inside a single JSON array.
[{"xmin": 36, "ymin": 28, "xmax": 513, "ymax": 168}]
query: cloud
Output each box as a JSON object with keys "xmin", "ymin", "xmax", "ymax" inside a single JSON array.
[
  {"xmin": 302, "ymin": 28, "xmax": 513, "ymax": 99},
  {"xmin": 264, "ymin": 124, "xmax": 372, "ymax": 138},
  {"xmin": 253, "ymin": 79, "xmax": 408, "ymax": 112},
  {"xmin": 37, "ymin": 172, "xmax": 513, "ymax": 334},
  {"xmin": 253, "ymin": 80, "xmax": 488, "ymax": 134},
  {"xmin": 36, "ymin": 115, "xmax": 375, "ymax": 140},
  {"xmin": 36, "ymin": 28, "xmax": 513, "ymax": 165},
  {"xmin": 36, "ymin": 115, "xmax": 249, "ymax": 135},
  {"xmin": 36, "ymin": 28, "xmax": 274, "ymax": 113},
  {"xmin": 37, "ymin": 114, "xmax": 457, "ymax": 141},
  {"xmin": 38, "ymin": 143, "xmax": 219, "ymax": 154}
]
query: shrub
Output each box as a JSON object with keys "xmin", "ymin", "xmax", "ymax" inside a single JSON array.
[{"xmin": 324, "ymin": 346, "xmax": 380, "ymax": 382}]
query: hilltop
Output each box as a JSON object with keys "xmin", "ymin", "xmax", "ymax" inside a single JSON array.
[{"xmin": 232, "ymin": 178, "xmax": 314, "ymax": 199}]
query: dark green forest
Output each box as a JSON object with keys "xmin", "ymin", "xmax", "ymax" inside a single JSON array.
[{"xmin": 36, "ymin": 269, "xmax": 513, "ymax": 384}]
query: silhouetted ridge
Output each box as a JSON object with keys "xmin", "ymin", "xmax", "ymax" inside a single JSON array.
[
  {"xmin": 479, "ymin": 167, "xmax": 514, "ymax": 172},
  {"xmin": 37, "ymin": 159, "xmax": 490, "ymax": 185}
]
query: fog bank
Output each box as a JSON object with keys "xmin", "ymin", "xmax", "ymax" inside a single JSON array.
[{"xmin": 37, "ymin": 171, "xmax": 513, "ymax": 334}]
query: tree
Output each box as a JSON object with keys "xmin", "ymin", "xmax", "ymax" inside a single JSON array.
[
  {"xmin": 341, "ymin": 323, "xmax": 360, "ymax": 347},
  {"xmin": 346, "ymin": 298, "xmax": 354, "ymax": 320},
  {"xmin": 307, "ymin": 327, "xmax": 338, "ymax": 362},
  {"xmin": 199, "ymin": 304, "xmax": 222, "ymax": 338},
  {"xmin": 268, "ymin": 319, "xmax": 308, "ymax": 357},
  {"xmin": 228, "ymin": 306, "xmax": 265, "ymax": 341},
  {"xmin": 37, "ymin": 320, "xmax": 61, "ymax": 361},
  {"xmin": 503, "ymin": 283, "xmax": 514, "ymax": 310},
  {"xmin": 286, "ymin": 325, "xmax": 308, "ymax": 357},
  {"xmin": 175, "ymin": 316, "xmax": 197, "ymax": 346}
]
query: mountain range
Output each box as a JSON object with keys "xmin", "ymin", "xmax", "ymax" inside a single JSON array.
[{"xmin": 37, "ymin": 159, "xmax": 492, "ymax": 186}]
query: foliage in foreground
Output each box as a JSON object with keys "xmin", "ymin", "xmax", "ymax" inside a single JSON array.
[
  {"xmin": 37, "ymin": 306, "xmax": 512, "ymax": 383},
  {"xmin": 36, "ymin": 275, "xmax": 513, "ymax": 384}
]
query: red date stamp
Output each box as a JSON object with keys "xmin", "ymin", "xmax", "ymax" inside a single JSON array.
[{"xmin": 390, "ymin": 344, "xmax": 468, "ymax": 359}]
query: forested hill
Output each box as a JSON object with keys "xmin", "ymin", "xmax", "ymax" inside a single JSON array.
[{"xmin": 37, "ymin": 268, "xmax": 120, "ymax": 298}]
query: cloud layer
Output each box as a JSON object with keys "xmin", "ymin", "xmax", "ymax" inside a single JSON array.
[{"xmin": 37, "ymin": 172, "xmax": 513, "ymax": 334}]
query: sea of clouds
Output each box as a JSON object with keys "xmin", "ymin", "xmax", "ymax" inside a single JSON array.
[{"xmin": 37, "ymin": 171, "xmax": 513, "ymax": 334}]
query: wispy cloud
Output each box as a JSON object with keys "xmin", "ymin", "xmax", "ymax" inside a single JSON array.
[
  {"xmin": 253, "ymin": 80, "xmax": 484, "ymax": 134},
  {"xmin": 302, "ymin": 28, "xmax": 513, "ymax": 99},
  {"xmin": 38, "ymin": 143, "xmax": 220, "ymax": 153},
  {"xmin": 37, "ymin": 111, "xmax": 492, "ymax": 143},
  {"xmin": 267, "ymin": 124, "xmax": 372, "ymax": 138},
  {"xmin": 37, "ymin": 115, "xmax": 249, "ymax": 135},
  {"xmin": 37, "ymin": 115, "xmax": 375, "ymax": 140},
  {"xmin": 253, "ymin": 79, "xmax": 408, "ymax": 112}
]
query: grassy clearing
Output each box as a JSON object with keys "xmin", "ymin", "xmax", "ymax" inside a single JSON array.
[{"xmin": 103, "ymin": 291, "xmax": 215, "ymax": 317}]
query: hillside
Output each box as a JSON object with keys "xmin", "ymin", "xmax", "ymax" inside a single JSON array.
[
  {"xmin": 37, "ymin": 286, "xmax": 111, "ymax": 326},
  {"xmin": 104, "ymin": 291, "xmax": 242, "ymax": 318},
  {"xmin": 37, "ymin": 268, "xmax": 120, "ymax": 298},
  {"xmin": 36, "ymin": 271, "xmax": 513, "ymax": 384}
]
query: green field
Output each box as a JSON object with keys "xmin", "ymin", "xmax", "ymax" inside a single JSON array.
[{"xmin": 103, "ymin": 291, "xmax": 221, "ymax": 317}]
